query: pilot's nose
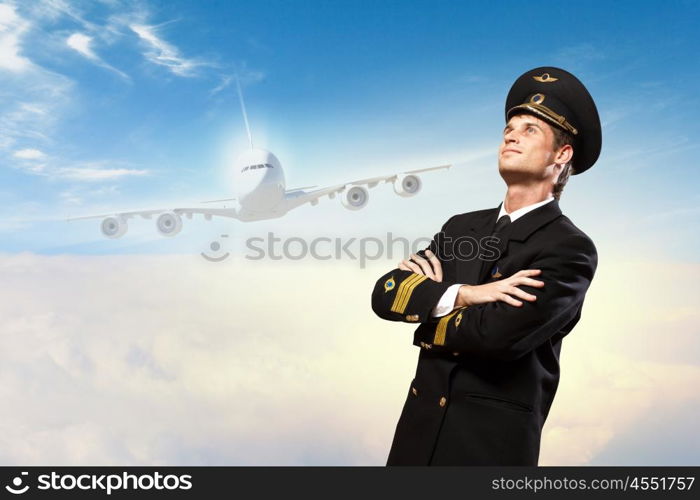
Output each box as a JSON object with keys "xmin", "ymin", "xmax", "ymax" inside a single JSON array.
[{"xmin": 504, "ymin": 129, "xmax": 518, "ymax": 143}]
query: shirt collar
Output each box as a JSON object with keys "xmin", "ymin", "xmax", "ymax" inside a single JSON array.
[{"xmin": 497, "ymin": 196, "xmax": 555, "ymax": 223}]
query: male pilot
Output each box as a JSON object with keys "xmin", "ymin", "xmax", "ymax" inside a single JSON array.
[{"xmin": 371, "ymin": 67, "xmax": 601, "ymax": 465}]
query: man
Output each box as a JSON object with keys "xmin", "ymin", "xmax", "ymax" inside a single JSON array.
[{"xmin": 371, "ymin": 67, "xmax": 601, "ymax": 465}]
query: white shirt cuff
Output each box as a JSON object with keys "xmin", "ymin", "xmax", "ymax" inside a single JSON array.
[{"xmin": 431, "ymin": 284, "xmax": 463, "ymax": 317}]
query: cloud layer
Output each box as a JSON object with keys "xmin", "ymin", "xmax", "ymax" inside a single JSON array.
[{"xmin": 0, "ymin": 253, "xmax": 697, "ymax": 465}]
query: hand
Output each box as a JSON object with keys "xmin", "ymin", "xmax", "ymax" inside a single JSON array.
[
  {"xmin": 456, "ymin": 269, "xmax": 544, "ymax": 308},
  {"xmin": 397, "ymin": 250, "xmax": 442, "ymax": 282}
]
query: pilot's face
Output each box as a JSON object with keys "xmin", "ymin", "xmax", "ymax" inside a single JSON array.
[{"xmin": 498, "ymin": 113, "xmax": 559, "ymax": 181}]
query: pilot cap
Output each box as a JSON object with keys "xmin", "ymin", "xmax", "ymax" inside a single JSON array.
[{"xmin": 505, "ymin": 66, "xmax": 601, "ymax": 174}]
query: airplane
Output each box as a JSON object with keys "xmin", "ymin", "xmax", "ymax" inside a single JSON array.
[{"xmin": 67, "ymin": 79, "xmax": 451, "ymax": 239}]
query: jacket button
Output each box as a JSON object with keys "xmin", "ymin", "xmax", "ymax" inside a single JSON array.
[
  {"xmin": 439, "ymin": 396, "xmax": 447, "ymax": 407},
  {"xmin": 412, "ymin": 387, "xmax": 418, "ymax": 396}
]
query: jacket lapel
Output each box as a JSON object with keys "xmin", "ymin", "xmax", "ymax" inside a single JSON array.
[{"xmin": 473, "ymin": 200, "xmax": 563, "ymax": 284}]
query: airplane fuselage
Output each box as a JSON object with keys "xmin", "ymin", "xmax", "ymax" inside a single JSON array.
[{"xmin": 233, "ymin": 148, "xmax": 286, "ymax": 217}]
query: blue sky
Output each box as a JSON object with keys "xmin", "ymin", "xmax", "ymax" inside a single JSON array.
[
  {"xmin": 1, "ymin": 0, "xmax": 700, "ymax": 466},
  {"xmin": 1, "ymin": 0, "xmax": 699, "ymax": 259}
]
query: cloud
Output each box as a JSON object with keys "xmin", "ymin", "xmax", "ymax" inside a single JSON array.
[
  {"xmin": 0, "ymin": 3, "xmax": 33, "ymax": 72},
  {"xmin": 0, "ymin": 5, "xmax": 73, "ymax": 154},
  {"xmin": 66, "ymin": 32, "xmax": 130, "ymax": 80},
  {"xmin": 13, "ymin": 148, "xmax": 46, "ymax": 160},
  {"xmin": 9, "ymin": 154, "xmax": 150, "ymax": 182},
  {"xmin": 27, "ymin": 0, "xmax": 98, "ymax": 31},
  {"xmin": 130, "ymin": 23, "xmax": 204, "ymax": 77},
  {"xmin": 0, "ymin": 254, "xmax": 402, "ymax": 465},
  {"xmin": 0, "ymin": 253, "xmax": 697, "ymax": 465},
  {"xmin": 209, "ymin": 64, "xmax": 266, "ymax": 97},
  {"xmin": 538, "ymin": 258, "xmax": 700, "ymax": 465},
  {"xmin": 66, "ymin": 32, "xmax": 96, "ymax": 59},
  {"xmin": 208, "ymin": 75, "xmax": 233, "ymax": 96},
  {"xmin": 55, "ymin": 166, "xmax": 149, "ymax": 181}
]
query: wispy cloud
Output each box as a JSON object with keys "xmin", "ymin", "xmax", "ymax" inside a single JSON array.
[
  {"xmin": 130, "ymin": 23, "xmax": 204, "ymax": 77},
  {"xmin": 58, "ymin": 184, "xmax": 121, "ymax": 207},
  {"xmin": 9, "ymin": 152, "xmax": 150, "ymax": 182},
  {"xmin": 0, "ymin": 3, "xmax": 33, "ymax": 72},
  {"xmin": 209, "ymin": 64, "xmax": 266, "ymax": 97},
  {"xmin": 55, "ymin": 165, "xmax": 149, "ymax": 181},
  {"xmin": 13, "ymin": 148, "xmax": 46, "ymax": 160},
  {"xmin": 27, "ymin": 0, "xmax": 98, "ymax": 31},
  {"xmin": 208, "ymin": 75, "xmax": 233, "ymax": 96},
  {"xmin": 66, "ymin": 32, "xmax": 130, "ymax": 80}
]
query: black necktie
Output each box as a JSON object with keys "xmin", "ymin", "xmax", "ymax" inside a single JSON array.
[
  {"xmin": 493, "ymin": 214, "xmax": 511, "ymax": 236},
  {"xmin": 479, "ymin": 214, "xmax": 511, "ymax": 283}
]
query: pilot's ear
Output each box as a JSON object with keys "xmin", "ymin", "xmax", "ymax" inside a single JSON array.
[{"xmin": 555, "ymin": 143, "xmax": 573, "ymax": 165}]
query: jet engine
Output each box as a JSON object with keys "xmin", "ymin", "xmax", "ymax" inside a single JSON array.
[
  {"xmin": 393, "ymin": 174, "xmax": 422, "ymax": 197},
  {"xmin": 341, "ymin": 185, "xmax": 369, "ymax": 210},
  {"xmin": 101, "ymin": 216, "xmax": 127, "ymax": 239},
  {"xmin": 156, "ymin": 211, "xmax": 183, "ymax": 237}
]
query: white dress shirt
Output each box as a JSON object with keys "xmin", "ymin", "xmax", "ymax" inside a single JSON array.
[{"xmin": 430, "ymin": 196, "xmax": 555, "ymax": 317}]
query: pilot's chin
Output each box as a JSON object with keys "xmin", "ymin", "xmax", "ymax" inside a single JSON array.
[{"xmin": 498, "ymin": 165, "xmax": 530, "ymax": 182}]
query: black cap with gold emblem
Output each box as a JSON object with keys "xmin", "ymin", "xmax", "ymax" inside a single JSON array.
[{"xmin": 505, "ymin": 66, "xmax": 601, "ymax": 174}]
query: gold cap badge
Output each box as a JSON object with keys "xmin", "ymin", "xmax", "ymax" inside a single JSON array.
[{"xmin": 533, "ymin": 73, "xmax": 558, "ymax": 83}]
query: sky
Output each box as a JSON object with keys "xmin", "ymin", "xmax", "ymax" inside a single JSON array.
[{"xmin": 0, "ymin": 0, "xmax": 699, "ymax": 465}]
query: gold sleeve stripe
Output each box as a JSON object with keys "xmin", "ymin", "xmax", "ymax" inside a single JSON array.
[
  {"xmin": 396, "ymin": 275, "xmax": 428, "ymax": 314},
  {"xmin": 389, "ymin": 273, "xmax": 421, "ymax": 312},
  {"xmin": 390, "ymin": 273, "xmax": 425, "ymax": 314},
  {"xmin": 390, "ymin": 274, "xmax": 428, "ymax": 314},
  {"xmin": 434, "ymin": 309, "xmax": 461, "ymax": 346}
]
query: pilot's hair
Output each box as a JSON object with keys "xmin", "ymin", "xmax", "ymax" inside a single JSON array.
[{"xmin": 551, "ymin": 126, "xmax": 575, "ymax": 200}]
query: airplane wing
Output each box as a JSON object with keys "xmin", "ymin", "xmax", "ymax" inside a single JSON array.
[
  {"xmin": 282, "ymin": 164, "xmax": 451, "ymax": 211},
  {"xmin": 66, "ymin": 206, "xmax": 239, "ymax": 222},
  {"xmin": 66, "ymin": 205, "xmax": 240, "ymax": 238}
]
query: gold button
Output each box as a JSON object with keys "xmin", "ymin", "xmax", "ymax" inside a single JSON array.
[
  {"xmin": 405, "ymin": 314, "xmax": 419, "ymax": 322},
  {"xmin": 412, "ymin": 387, "xmax": 418, "ymax": 396},
  {"xmin": 439, "ymin": 396, "xmax": 447, "ymax": 407}
]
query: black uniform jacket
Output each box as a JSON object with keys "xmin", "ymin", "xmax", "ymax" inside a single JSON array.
[{"xmin": 371, "ymin": 200, "xmax": 597, "ymax": 465}]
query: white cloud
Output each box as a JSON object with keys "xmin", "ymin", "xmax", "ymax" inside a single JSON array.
[
  {"xmin": 130, "ymin": 23, "xmax": 203, "ymax": 77},
  {"xmin": 0, "ymin": 254, "xmax": 697, "ymax": 465},
  {"xmin": 28, "ymin": 0, "xmax": 98, "ymax": 31},
  {"xmin": 0, "ymin": 255, "xmax": 403, "ymax": 465},
  {"xmin": 66, "ymin": 32, "xmax": 96, "ymax": 59},
  {"xmin": 0, "ymin": 4, "xmax": 73, "ymax": 155},
  {"xmin": 66, "ymin": 32, "xmax": 130, "ymax": 80},
  {"xmin": 13, "ymin": 148, "xmax": 46, "ymax": 160},
  {"xmin": 55, "ymin": 166, "xmax": 149, "ymax": 181},
  {"xmin": 0, "ymin": 3, "xmax": 33, "ymax": 72}
]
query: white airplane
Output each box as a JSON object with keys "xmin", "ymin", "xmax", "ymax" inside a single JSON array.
[{"xmin": 67, "ymin": 80, "xmax": 451, "ymax": 239}]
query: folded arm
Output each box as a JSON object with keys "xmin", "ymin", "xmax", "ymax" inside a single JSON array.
[{"xmin": 428, "ymin": 233, "xmax": 598, "ymax": 360}]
